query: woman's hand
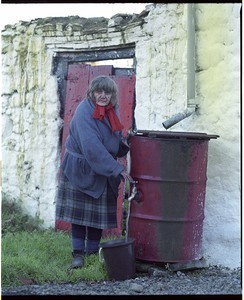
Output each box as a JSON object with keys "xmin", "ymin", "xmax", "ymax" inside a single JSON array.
[{"xmin": 120, "ymin": 170, "xmax": 135, "ymax": 184}]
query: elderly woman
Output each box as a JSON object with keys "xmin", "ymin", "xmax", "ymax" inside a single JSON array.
[{"xmin": 56, "ymin": 75, "xmax": 133, "ymax": 269}]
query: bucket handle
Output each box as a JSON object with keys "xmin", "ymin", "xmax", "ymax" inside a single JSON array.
[{"xmin": 99, "ymin": 247, "xmax": 104, "ymax": 263}]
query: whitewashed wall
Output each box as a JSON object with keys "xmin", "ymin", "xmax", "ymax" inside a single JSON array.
[
  {"xmin": 1, "ymin": 3, "xmax": 240, "ymax": 268},
  {"xmin": 2, "ymin": 23, "xmax": 63, "ymax": 223},
  {"xmin": 194, "ymin": 3, "xmax": 241, "ymax": 269}
]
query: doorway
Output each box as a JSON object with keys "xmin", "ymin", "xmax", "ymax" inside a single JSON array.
[{"xmin": 55, "ymin": 62, "xmax": 136, "ymax": 237}]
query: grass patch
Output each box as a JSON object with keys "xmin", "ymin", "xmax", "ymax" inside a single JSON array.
[
  {"xmin": 2, "ymin": 230, "xmax": 107, "ymax": 287},
  {"xmin": 2, "ymin": 197, "xmax": 108, "ymax": 287}
]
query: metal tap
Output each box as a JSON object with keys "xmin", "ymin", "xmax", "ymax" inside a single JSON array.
[{"xmin": 128, "ymin": 181, "xmax": 138, "ymax": 202}]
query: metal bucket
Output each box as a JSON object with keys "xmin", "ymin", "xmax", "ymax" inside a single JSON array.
[
  {"xmin": 99, "ymin": 238, "xmax": 136, "ymax": 280},
  {"xmin": 129, "ymin": 130, "xmax": 219, "ymax": 263}
]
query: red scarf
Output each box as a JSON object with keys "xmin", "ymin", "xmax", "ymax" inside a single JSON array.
[{"xmin": 93, "ymin": 103, "xmax": 124, "ymax": 132}]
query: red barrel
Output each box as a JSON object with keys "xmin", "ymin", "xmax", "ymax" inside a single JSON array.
[{"xmin": 129, "ymin": 130, "xmax": 219, "ymax": 263}]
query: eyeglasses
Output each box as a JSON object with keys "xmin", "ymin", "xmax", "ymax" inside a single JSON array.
[{"xmin": 95, "ymin": 89, "xmax": 112, "ymax": 96}]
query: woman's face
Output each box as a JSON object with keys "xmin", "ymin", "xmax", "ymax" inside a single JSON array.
[{"xmin": 94, "ymin": 89, "xmax": 112, "ymax": 106}]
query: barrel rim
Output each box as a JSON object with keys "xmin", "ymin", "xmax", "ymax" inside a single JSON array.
[
  {"xmin": 134, "ymin": 130, "xmax": 219, "ymax": 140},
  {"xmin": 99, "ymin": 237, "xmax": 134, "ymax": 249}
]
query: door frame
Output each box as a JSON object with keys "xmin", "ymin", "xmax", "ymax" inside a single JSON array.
[
  {"xmin": 52, "ymin": 46, "xmax": 135, "ymax": 120},
  {"xmin": 55, "ymin": 54, "xmax": 135, "ymax": 236}
]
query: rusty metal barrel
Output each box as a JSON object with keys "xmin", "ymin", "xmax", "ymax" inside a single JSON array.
[{"xmin": 128, "ymin": 130, "xmax": 219, "ymax": 263}]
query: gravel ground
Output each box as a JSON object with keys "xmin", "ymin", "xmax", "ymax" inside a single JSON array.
[{"xmin": 2, "ymin": 264, "xmax": 242, "ymax": 296}]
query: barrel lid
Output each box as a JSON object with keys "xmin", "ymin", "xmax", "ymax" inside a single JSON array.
[{"xmin": 134, "ymin": 130, "xmax": 219, "ymax": 140}]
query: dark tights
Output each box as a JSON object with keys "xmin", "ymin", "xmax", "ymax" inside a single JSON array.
[{"xmin": 71, "ymin": 223, "xmax": 103, "ymax": 254}]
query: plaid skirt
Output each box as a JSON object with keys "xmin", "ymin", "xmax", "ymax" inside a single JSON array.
[{"xmin": 55, "ymin": 173, "xmax": 117, "ymax": 229}]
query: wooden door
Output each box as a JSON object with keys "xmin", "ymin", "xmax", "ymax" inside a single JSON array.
[{"xmin": 55, "ymin": 63, "xmax": 135, "ymax": 237}]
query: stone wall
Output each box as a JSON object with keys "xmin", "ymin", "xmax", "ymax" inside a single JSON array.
[
  {"xmin": 1, "ymin": 3, "xmax": 241, "ymax": 268},
  {"xmin": 195, "ymin": 3, "xmax": 241, "ymax": 269}
]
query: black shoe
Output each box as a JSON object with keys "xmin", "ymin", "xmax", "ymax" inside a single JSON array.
[{"xmin": 71, "ymin": 251, "xmax": 84, "ymax": 269}]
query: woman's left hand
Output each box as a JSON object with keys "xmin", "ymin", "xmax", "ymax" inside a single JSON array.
[{"xmin": 120, "ymin": 170, "xmax": 135, "ymax": 184}]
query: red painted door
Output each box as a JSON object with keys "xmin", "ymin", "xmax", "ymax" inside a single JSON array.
[{"xmin": 55, "ymin": 63, "xmax": 135, "ymax": 237}]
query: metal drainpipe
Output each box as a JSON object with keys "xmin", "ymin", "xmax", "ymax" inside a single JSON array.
[{"xmin": 162, "ymin": 3, "xmax": 197, "ymax": 130}]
